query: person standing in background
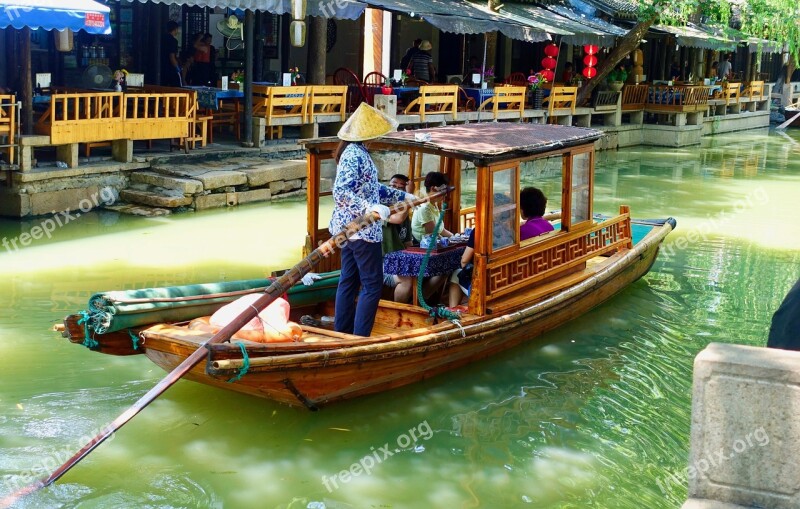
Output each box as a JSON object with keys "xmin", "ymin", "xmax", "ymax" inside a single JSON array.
[
  {"xmin": 718, "ymin": 54, "xmax": 732, "ymax": 80},
  {"xmin": 161, "ymin": 21, "xmax": 181, "ymax": 86},
  {"xmin": 409, "ymin": 40, "xmax": 436, "ymax": 83},
  {"xmin": 400, "ymin": 39, "xmax": 422, "ymax": 72}
]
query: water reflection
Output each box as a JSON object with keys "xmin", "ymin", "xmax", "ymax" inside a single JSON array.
[{"xmin": 0, "ymin": 129, "xmax": 799, "ymax": 508}]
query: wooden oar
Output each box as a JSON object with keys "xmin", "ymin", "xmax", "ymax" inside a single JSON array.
[
  {"xmin": 776, "ymin": 109, "xmax": 800, "ymax": 130},
  {"xmin": 1, "ymin": 188, "xmax": 450, "ymax": 508}
]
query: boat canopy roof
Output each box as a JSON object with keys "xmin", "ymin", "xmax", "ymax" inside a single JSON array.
[{"xmin": 302, "ymin": 123, "xmax": 603, "ymax": 165}]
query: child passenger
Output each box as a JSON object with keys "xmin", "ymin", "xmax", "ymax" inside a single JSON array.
[{"xmin": 519, "ymin": 187, "xmax": 554, "ymax": 240}]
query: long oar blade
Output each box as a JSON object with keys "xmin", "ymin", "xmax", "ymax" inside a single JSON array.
[
  {"xmin": 776, "ymin": 110, "xmax": 800, "ymax": 130},
  {"xmin": 1, "ymin": 189, "xmax": 449, "ymax": 508}
]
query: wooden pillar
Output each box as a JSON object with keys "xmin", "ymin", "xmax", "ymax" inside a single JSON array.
[
  {"xmin": 21, "ymin": 28, "xmax": 32, "ymax": 135},
  {"xmin": 301, "ymin": 15, "xmax": 327, "ymax": 139},
  {"xmin": 307, "ymin": 15, "xmax": 327, "ymax": 85},
  {"xmin": 254, "ymin": 11, "xmax": 263, "ymax": 82},
  {"xmin": 243, "ymin": 9, "xmax": 254, "ymax": 147}
]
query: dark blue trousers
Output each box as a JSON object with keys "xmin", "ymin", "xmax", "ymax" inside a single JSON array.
[{"xmin": 335, "ymin": 239, "xmax": 383, "ymax": 336}]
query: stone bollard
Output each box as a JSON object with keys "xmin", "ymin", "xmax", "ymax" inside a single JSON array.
[{"xmin": 683, "ymin": 342, "xmax": 800, "ymax": 509}]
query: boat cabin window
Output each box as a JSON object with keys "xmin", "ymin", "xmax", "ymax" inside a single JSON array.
[
  {"xmin": 570, "ymin": 151, "xmax": 592, "ymax": 227},
  {"xmin": 317, "ymin": 158, "xmax": 337, "ymax": 229},
  {"xmin": 562, "ymin": 148, "xmax": 594, "ymax": 231},
  {"xmin": 491, "ymin": 164, "xmax": 519, "ymax": 251}
]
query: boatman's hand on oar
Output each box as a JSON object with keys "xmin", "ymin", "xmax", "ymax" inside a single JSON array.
[
  {"xmin": 301, "ymin": 273, "xmax": 321, "ymax": 286},
  {"xmin": 370, "ymin": 204, "xmax": 391, "ymax": 221}
]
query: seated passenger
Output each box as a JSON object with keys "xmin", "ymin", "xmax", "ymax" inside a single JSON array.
[
  {"xmin": 519, "ymin": 187, "xmax": 554, "ymax": 240},
  {"xmin": 382, "ymin": 174, "xmax": 415, "ymax": 302},
  {"xmin": 411, "ymin": 171, "xmax": 454, "ymax": 244},
  {"xmin": 448, "ymin": 228, "xmax": 475, "ymax": 309}
]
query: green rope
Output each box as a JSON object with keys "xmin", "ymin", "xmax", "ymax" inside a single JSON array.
[
  {"xmin": 416, "ymin": 202, "xmax": 462, "ymax": 322},
  {"xmin": 128, "ymin": 329, "xmax": 139, "ymax": 350},
  {"xmin": 77, "ymin": 310, "xmax": 99, "ymax": 349},
  {"xmin": 227, "ymin": 341, "xmax": 250, "ymax": 383}
]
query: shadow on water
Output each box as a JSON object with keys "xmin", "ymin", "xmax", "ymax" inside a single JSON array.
[{"xmin": 1, "ymin": 128, "xmax": 799, "ymax": 507}]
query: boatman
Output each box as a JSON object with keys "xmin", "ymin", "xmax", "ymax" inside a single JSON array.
[
  {"xmin": 766, "ymin": 278, "xmax": 800, "ymax": 351},
  {"xmin": 330, "ymin": 103, "xmax": 416, "ymax": 337}
]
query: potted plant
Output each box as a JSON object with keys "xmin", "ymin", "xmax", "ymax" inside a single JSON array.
[
  {"xmin": 381, "ymin": 78, "xmax": 393, "ymax": 95},
  {"xmin": 527, "ymin": 72, "xmax": 547, "ymax": 108},
  {"xmin": 607, "ymin": 65, "xmax": 628, "ymax": 92}
]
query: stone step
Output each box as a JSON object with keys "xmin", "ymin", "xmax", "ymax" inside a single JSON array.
[
  {"xmin": 130, "ymin": 171, "xmax": 204, "ymax": 194},
  {"xmin": 105, "ymin": 203, "xmax": 172, "ymax": 217},
  {"xmin": 119, "ymin": 189, "xmax": 193, "ymax": 208}
]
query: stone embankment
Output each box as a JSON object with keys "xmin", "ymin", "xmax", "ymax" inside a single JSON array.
[{"xmin": 116, "ymin": 148, "xmax": 307, "ymax": 216}]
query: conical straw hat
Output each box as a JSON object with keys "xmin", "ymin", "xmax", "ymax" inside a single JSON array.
[{"xmin": 337, "ymin": 102, "xmax": 399, "ymax": 142}]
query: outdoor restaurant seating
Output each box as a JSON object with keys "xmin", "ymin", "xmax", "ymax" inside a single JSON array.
[
  {"xmin": 333, "ymin": 67, "xmax": 365, "ymax": 112},
  {"xmin": 250, "ymin": 85, "xmax": 348, "ymax": 141},
  {"xmin": 252, "ymin": 84, "xmax": 307, "ymax": 140},
  {"xmin": 543, "ymin": 86, "xmax": 578, "ymax": 123},
  {"xmin": 0, "ymin": 94, "xmax": 16, "ymax": 165},
  {"xmin": 362, "ymin": 72, "xmax": 387, "ymax": 106},
  {"xmin": 478, "ymin": 85, "xmax": 526, "ymax": 119},
  {"xmin": 403, "ymin": 85, "xmax": 458, "ymax": 121},
  {"xmin": 504, "ymin": 72, "xmax": 527, "ymax": 86}
]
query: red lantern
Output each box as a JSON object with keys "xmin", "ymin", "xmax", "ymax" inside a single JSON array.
[
  {"xmin": 582, "ymin": 66, "xmax": 597, "ymax": 79},
  {"xmin": 541, "ymin": 69, "xmax": 555, "ymax": 82},
  {"xmin": 583, "ymin": 55, "xmax": 597, "ymax": 67},
  {"xmin": 544, "ymin": 43, "xmax": 559, "ymax": 58},
  {"xmin": 583, "ymin": 44, "xmax": 598, "ymax": 55},
  {"xmin": 541, "ymin": 56, "xmax": 556, "ymax": 70}
]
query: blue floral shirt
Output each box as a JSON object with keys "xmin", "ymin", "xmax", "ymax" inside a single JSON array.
[{"xmin": 329, "ymin": 143, "xmax": 409, "ymax": 243}]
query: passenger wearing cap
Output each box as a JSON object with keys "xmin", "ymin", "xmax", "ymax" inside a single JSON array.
[{"xmin": 330, "ymin": 103, "xmax": 415, "ymax": 336}]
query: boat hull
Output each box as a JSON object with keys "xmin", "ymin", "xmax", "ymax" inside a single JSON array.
[
  {"xmin": 785, "ymin": 107, "xmax": 800, "ymax": 127},
  {"xmin": 142, "ymin": 222, "xmax": 671, "ymax": 408}
]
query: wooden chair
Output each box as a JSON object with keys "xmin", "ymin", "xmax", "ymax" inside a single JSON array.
[
  {"xmin": 333, "ymin": 67, "xmax": 365, "ymax": 112},
  {"xmin": 543, "ymin": 86, "xmax": 578, "ymax": 121},
  {"xmin": 404, "ymin": 77, "xmax": 429, "ymax": 87},
  {"xmin": 0, "ymin": 94, "xmax": 16, "ymax": 164},
  {"xmin": 478, "ymin": 85, "xmax": 526, "ymax": 119},
  {"xmin": 362, "ymin": 71, "xmax": 387, "ymax": 106},
  {"xmin": 252, "ymin": 85, "xmax": 308, "ymax": 140},
  {"xmin": 504, "ymin": 72, "xmax": 527, "ymax": 86},
  {"xmin": 457, "ymin": 87, "xmax": 476, "ymax": 112},
  {"xmin": 722, "ymin": 82, "xmax": 741, "ymax": 106},
  {"xmin": 403, "ymin": 85, "xmax": 458, "ymax": 121},
  {"xmin": 741, "ymin": 80, "xmax": 764, "ymax": 101},
  {"xmin": 307, "ymin": 85, "xmax": 347, "ymax": 123}
]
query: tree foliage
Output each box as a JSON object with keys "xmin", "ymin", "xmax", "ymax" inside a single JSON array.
[{"xmin": 577, "ymin": 0, "xmax": 797, "ymax": 103}]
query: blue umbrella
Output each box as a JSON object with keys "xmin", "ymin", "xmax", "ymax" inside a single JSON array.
[{"xmin": 0, "ymin": 0, "xmax": 111, "ymax": 35}]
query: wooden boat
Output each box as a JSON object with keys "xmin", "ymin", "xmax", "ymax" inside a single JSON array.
[
  {"xmin": 783, "ymin": 105, "xmax": 800, "ymax": 127},
  {"xmin": 59, "ymin": 123, "xmax": 675, "ymax": 409}
]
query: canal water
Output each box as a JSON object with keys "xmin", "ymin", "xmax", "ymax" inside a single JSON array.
[{"xmin": 1, "ymin": 128, "xmax": 798, "ymax": 508}]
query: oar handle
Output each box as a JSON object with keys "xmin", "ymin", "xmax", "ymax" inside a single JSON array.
[{"xmin": 0, "ymin": 186, "xmax": 452, "ymax": 508}]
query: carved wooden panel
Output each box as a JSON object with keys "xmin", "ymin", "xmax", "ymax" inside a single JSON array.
[{"xmin": 486, "ymin": 217, "xmax": 630, "ymax": 296}]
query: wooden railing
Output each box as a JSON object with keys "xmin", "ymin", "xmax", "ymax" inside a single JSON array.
[
  {"xmin": 122, "ymin": 93, "xmax": 190, "ymax": 140},
  {"xmin": 621, "ymin": 84, "xmax": 648, "ymax": 111},
  {"xmin": 479, "ymin": 210, "xmax": 632, "ymax": 305},
  {"xmin": 645, "ymin": 85, "xmax": 710, "ymax": 113},
  {"xmin": 36, "ymin": 92, "xmax": 124, "ymax": 144},
  {"xmin": 404, "ymin": 85, "xmax": 458, "ymax": 121}
]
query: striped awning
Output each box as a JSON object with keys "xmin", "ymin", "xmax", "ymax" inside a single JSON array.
[
  {"xmin": 361, "ymin": 0, "xmax": 551, "ymax": 42},
  {"xmin": 500, "ymin": 3, "xmax": 622, "ymax": 46},
  {"xmin": 652, "ymin": 23, "xmax": 737, "ymax": 51},
  {"xmin": 0, "ymin": 0, "xmax": 111, "ymax": 34},
  {"xmin": 122, "ymin": 0, "xmax": 366, "ymax": 20}
]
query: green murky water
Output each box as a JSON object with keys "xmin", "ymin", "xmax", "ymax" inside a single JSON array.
[{"xmin": 1, "ymin": 128, "xmax": 799, "ymax": 508}]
